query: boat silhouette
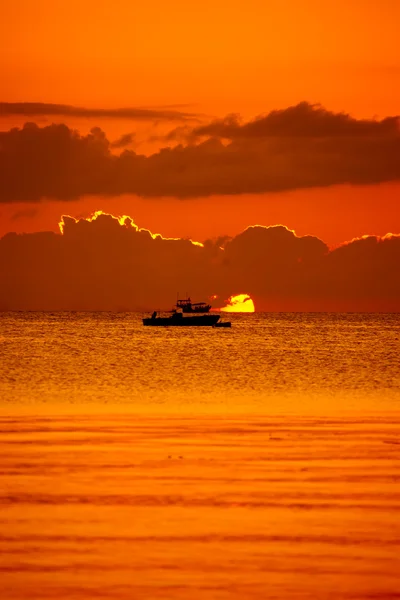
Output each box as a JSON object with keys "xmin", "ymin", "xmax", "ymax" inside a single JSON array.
[{"xmin": 143, "ymin": 311, "xmax": 221, "ymax": 327}]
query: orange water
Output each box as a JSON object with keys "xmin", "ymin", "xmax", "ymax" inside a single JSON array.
[{"xmin": 1, "ymin": 313, "xmax": 400, "ymax": 598}]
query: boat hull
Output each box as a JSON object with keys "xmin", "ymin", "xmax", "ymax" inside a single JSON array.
[{"xmin": 143, "ymin": 315, "xmax": 220, "ymax": 327}]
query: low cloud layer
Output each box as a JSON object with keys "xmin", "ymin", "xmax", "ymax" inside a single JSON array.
[
  {"xmin": 0, "ymin": 102, "xmax": 198, "ymax": 121},
  {"xmin": 1, "ymin": 212, "xmax": 399, "ymax": 311},
  {"xmin": 183, "ymin": 102, "xmax": 400, "ymax": 140},
  {"xmin": 0, "ymin": 103, "xmax": 399, "ymax": 201}
]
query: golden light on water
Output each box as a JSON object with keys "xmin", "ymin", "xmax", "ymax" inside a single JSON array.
[{"xmin": 221, "ymin": 294, "xmax": 255, "ymax": 312}]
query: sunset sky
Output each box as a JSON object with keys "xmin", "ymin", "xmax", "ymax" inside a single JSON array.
[{"xmin": 1, "ymin": 0, "xmax": 399, "ymax": 310}]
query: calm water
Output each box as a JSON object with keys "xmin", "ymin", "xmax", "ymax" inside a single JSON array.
[
  {"xmin": 1, "ymin": 312, "xmax": 400, "ymax": 598},
  {"xmin": 1, "ymin": 312, "xmax": 400, "ymax": 411}
]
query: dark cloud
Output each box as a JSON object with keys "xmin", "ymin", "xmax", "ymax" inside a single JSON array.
[
  {"xmin": 0, "ymin": 102, "xmax": 399, "ymax": 202},
  {"xmin": 185, "ymin": 102, "xmax": 400, "ymax": 140},
  {"xmin": 110, "ymin": 132, "xmax": 136, "ymax": 149},
  {"xmin": 0, "ymin": 212, "xmax": 399, "ymax": 311},
  {"xmin": 0, "ymin": 102, "xmax": 198, "ymax": 122}
]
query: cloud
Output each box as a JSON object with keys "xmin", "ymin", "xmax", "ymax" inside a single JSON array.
[
  {"xmin": 110, "ymin": 132, "xmax": 136, "ymax": 149},
  {"xmin": 0, "ymin": 212, "xmax": 399, "ymax": 311},
  {"xmin": 184, "ymin": 102, "xmax": 400, "ymax": 140},
  {"xmin": 0, "ymin": 103, "xmax": 399, "ymax": 202},
  {"xmin": 0, "ymin": 102, "xmax": 198, "ymax": 122}
]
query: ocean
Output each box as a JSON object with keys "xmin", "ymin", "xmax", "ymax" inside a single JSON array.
[{"xmin": 1, "ymin": 312, "xmax": 400, "ymax": 599}]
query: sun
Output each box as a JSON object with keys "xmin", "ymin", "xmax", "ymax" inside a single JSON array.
[{"xmin": 221, "ymin": 294, "xmax": 255, "ymax": 312}]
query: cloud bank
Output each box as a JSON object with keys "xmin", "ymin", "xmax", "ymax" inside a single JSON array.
[
  {"xmin": 1, "ymin": 212, "xmax": 399, "ymax": 311},
  {"xmin": 0, "ymin": 102, "xmax": 198, "ymax": 121},
  {"xmin": 0, "ymin": 103, "xmax": 399, "ymax": 202},
  {"xmin": 182, "ymin": 103, "xmax": 400, "ymax": 140}
]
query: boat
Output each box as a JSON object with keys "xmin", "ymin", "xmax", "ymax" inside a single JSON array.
[
  {"xmin": 176, "ymin": 297, "xmax": 211, "ymax": 313},
  {"xmin": 143, "ymin": 311, "xmax": 221, "ymax": 327}
]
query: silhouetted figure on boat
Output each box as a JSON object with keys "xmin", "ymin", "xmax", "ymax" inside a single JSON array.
[{"xmin": 151, "ymin": 311, "xmax": 157, "ymax": 319}]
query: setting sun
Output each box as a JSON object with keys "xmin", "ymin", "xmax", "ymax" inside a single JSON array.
[{"xmin": 221, "ymin": 294, "xmax": 255, "ymax": 312}]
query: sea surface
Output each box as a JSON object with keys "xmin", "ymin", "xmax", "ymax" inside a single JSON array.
[{"xmin": 1, "ymin": 312, "xmax": 400, "ymax": 599}]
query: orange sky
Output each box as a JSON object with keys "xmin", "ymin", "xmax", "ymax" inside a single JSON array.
[
  {"xmin": 1, "ymin": 0, "xmax": 399, "ymax": 248},
  {"xmin": 2, "ymin": 0, "xmax": 400, "ymax": 116}
]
